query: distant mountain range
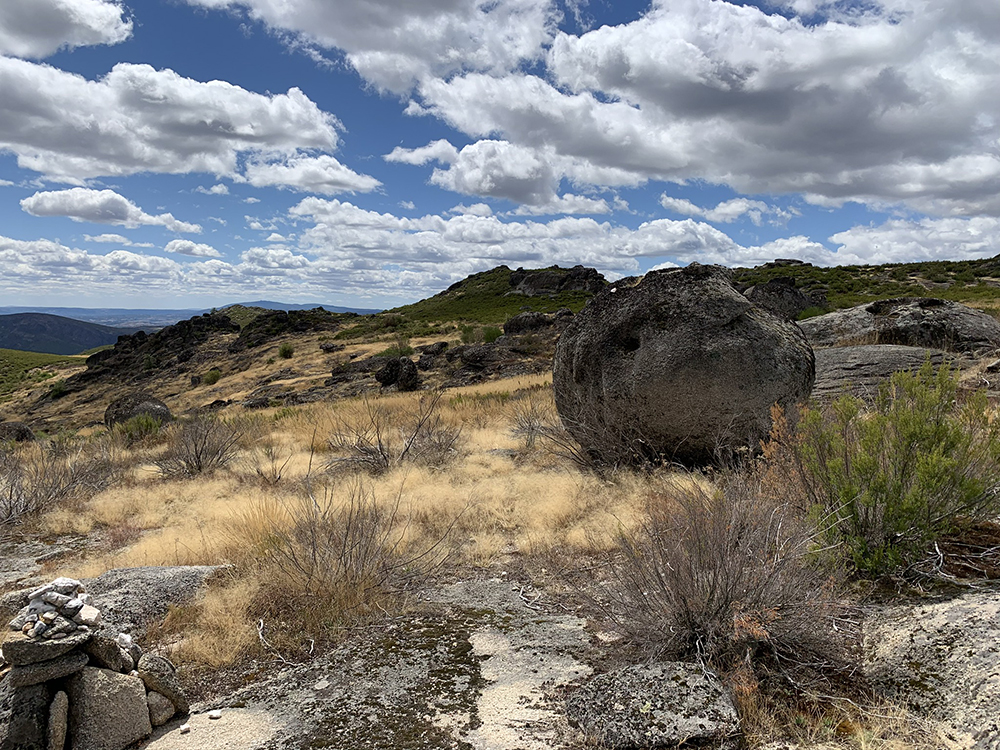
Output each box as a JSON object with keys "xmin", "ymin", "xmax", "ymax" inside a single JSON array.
[
  {"xmin": 0, "ymin": 301, "xmax": 382, "ymax": 332},
  {"xmin": 0, "ymin": 313, "xmax": 137, "ymax": 355}
]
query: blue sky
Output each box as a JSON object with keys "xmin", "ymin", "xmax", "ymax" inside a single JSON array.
[{"xmin": 0, "ymin": 0, "xmax": 998, "ymax": 309}]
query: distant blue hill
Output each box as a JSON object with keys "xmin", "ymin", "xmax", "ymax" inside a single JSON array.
[{"xmin": 0, "ymin": 313, "xmax": 138, "ymax": 355}]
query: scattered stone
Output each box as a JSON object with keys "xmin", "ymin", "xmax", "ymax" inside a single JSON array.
[
  {"xmin": 799, "ymin": 297, "xmax": 1000, "ymax": 354},
  {"xmin": 47, "ymin": 691, "xmax": 68, "ymax": 750},
  {"xmin": 73, "ymin": 606, "xmax": 101, "ymax": 628},
  {"xmin": 565, "ymin": 662, "xmax": 739, "ymax": 749},
  {"xmin": 137, "ymin": 654, "xmax": 189, "ymax": 715},
  {"xmin": 104, "ymin": 392, "xmax": 172, "ymax": 429},
  {"xmin": 8, "ymin": 650, "xmax": 88, "ymax": 688},
  {"xmin": 179, "ymin": 723, "xmax": 191, "ymax": 734},
  {"xmin": 146, "ymin": 691, "xmax": 176, "ymax": 727},
  {"xmin": 553, "ymin": 264, "xmax": 815, "ymax": 466},
  {"xmin": 68, "ymin": 667, "xmax": 152, "ymax": 750},
  {"xmin": 208, "ymin": 710, "xmax": 222, "ymax": 720},
  {"xmin": 1, "ymin": 631, "xmax": 91, "ymax": 666}
]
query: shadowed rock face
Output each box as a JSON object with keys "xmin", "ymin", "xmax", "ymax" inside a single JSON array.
[
  {"xmin": 553, "ymin": 265, "xmax": 815, "ymax": 467},
  {"xmin": 103, "ymin": 392, "xmax": 171, "ymax": 428},
  {"xmin": 800, "ymin": 297, "xmax": 1000, "ymax": 354}
]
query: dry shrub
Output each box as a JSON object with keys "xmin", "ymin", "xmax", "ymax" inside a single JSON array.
[
  {"xmin": 604, "ymin": 471, "xmax": 854, "ymax": 681},
  {"xmin": 156, "ymin": 415, "xmax": 247, "ymax": 477},
  {"xmin": 326, "ymin": 392, "xmax": 461, "ymax": 476},
  {"xmin": 226, "ymin": 478, "xmax": 450, "ymax": 653},
  {"xmin": 0, "ymin": 440, "xmax": 118, "ymax": 530}
]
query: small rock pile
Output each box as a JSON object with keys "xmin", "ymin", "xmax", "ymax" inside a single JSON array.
[{"xmin": 0, "ymin": 577, "xmax": 189, "ymax": 750}]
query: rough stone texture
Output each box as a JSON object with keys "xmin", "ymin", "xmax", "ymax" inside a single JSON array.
[
  {"xmin": 138, "ymin": 654, "xmax": 189, "ymax": 715},
  {"xmin": 864, "ymin": 588, "xmax": 1000, "ymax": 749},
  {"xmin": 0, "ymin": 632, "xmax": 91, "ymax": 666},
  {"xmin": 800, "ymin": 297, "xmax": 1000, "ymax": 354},
  {"xmin": 83, "ymin": 565, "xmax": 221, "ymax": 637},
  {"xmin": 565, "ymin": 662, "xmax": 739, "ymax": 749},
  {"xmin": 46, "ymin": 691, "xmax": 67, "ymax": 750},
  {"xmin": 8, "ymin": 650, "xmax": 88, "ymax": 688},
  {"xmin": 373, "ymin": 357, "xmax": 401, "ymax": 386},
  {"xmin": 812, "ymin": 345, "xmax": 959, "ymax": 400},
  {"xmin": 553, "ymin": 265, "xmax": 815, "ymax": 466},
  {"xmin": 0, "ymin": 681, "xmax": 50, "ymax": 750},
  {"xmin": 503, "ymin": 311, "xmax": 554, "ymax": 336},
  {"xmin": 103, "ymin": 392, "xmax": 172, "ymax": 428},
  {"xmin": 743, "ymin": 277, "xmax": 826, "ymax": 321},
  {"xmin": 509, "ymin": 264, "xmax": 606, "ymax": 296},
  {"xmin": 417, "ymin": 341, "xmax": 448, "ymax": 357},
  {"xmin": 146, "ymin": 691, "xmax": 176, "ymax": 727},
  {"xmin": 0, "ymin": 422, "xmax": 35, "ymax": 443},
  {"xmin": 395, "ymin": 357, "xmax": 419, "ymax": 391},
  {"xmin": 83, "ymin": 631, "xmax": 133, "ymax": 673},
  {"xmin": 67, "ymin": 667, "xmax": 152, "ymax": 750}
]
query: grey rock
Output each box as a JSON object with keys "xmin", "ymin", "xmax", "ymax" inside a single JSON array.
[
  {"xmin": 800, "ymin": 297, "xmax": 1000, "ymax": 354},
  {"xmin": 0, "ymin": 632, "xmax": 91, "ymax": 666},
  {"xmin": 0, "ymin": 681, "xmax": 50, "ymax": 750},
  {"xmin": 864, "ymin": 588, "xmax": 1000, "ymax": 748},
  {"xmin": 46, "ymin": 691, "xmax": 67, "ymax": 750},
  {"xmin": 395, "ymin": 357, "xmax": 420, "ymax": 391},
  {"xmin": 84, "ymin": 632, "xmax": 133, "ymax": 673},
  {"xmin": 0, "ymin": 422, "xmax": 35, "ymax": 443},
  {"xmin": 509, "ymin": 264, "xmax": 606, "ymax": 297},
  {"xmin": 416, "ymin": 341, "xmax": 448, "ymax": 357},
  {"xmin": 146, "ymin": 691, "xmax": 176, "ymax": 727},
  {"xmin": 565, "ymin": 662, "xmax": 739, "ymax": 748},
  {"xmin": 8, "ymin": 651, "xmax": 88, "ymax": 688},
  {"xmin": 82, "ymin": 565, "xmax": 221, "ymax": 636},
  {"xmin": 459, "ymin": 344, "xmax": 507, "ymax": 369},
  {"xmin": 103, "ymin": 392, "xmax": 172, "ymax": 429},
  {"xmin": 137, "ymin": 654, "xmax": 189, "ymax": 715},
  {"xmin": 374, "ymin": 357, "xmax": 401, "ymax": 386},
  {"xmin": 503, "ymin": 311, "xmax": 553, "ymax": 336},
  {"xmin": 744, "ymin": 277, "xmax": 826, "ymax": 321},
  {"xmin": 67, "ymin": 667, "xmax": 152, "ymax": 750},
  {"xmin": 553, "ymin": 264, "xmax": 815, "ymax": 466},
  {"xmin": 812, "ymin": 345, "xmax": 958, "ymax": 400}
]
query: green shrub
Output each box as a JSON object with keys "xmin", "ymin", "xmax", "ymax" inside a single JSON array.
[
  {"xmin": 482, "ymin": 326, "xmax": 503, "ymax": 344},
  {"xmin": 112, "ymin": 413, "xmax": 163, "ymax": 447},
  {"xmin": 768, "ymin": 362, "xmax": 1000, "ymax": 577},
  {"xmin": 203, "ymin": 369, "xmax": 222, "ymax": 386},
  {"xmin": 48, "ymin": 380, "xmax": 68, "ymax": 399},
  {"xmin": 376, "ymin": 337, "xmax": 414, "ymax": 358},
  {"xmin": 278, "ymin": 343, "xmax": 294, "ymax": 359}
]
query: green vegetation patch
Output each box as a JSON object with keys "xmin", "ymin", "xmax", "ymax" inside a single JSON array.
[{"xmin": 0, "ymin": 348, "xmax": 77, "ymax": 399}]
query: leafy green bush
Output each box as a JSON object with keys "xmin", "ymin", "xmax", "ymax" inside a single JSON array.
[
  {"xmin": 203, "ymin": 369, "xmax": 222, "ymax": 385},
  {"xmin": 767, "ymin": 362, "xmax": 1000, "ymax": 577},
  {"xmin": 482, "ymin": 326, "xmax": 503, "ymax": 344},
  {"xmin": 48, "ymin": 380, "xmax": 68, "ymax": 399},
  {"xmin": 375, "ymin": 337, "xmax": 414, "ymax": 358},
  {"xmin": 278, "ymin": 343, "xmax": 294, "ymax": 359},
  {"xmin": 112, "ymin": 413, "xmax": 163, "ymax": 447}
]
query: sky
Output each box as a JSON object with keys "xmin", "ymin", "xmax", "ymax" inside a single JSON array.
[{"xmin": 0, "ymin": 0, "xmax": 999, "ymax": 310}]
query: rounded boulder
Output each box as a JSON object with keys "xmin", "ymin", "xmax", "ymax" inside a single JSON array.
[
  {"xmin": 553, "ymin": 264, "xmax": 815, "ymax": 466},
  {"xmin": 104, "ymin": 392, "xmax": 172, "ymax": 428}
]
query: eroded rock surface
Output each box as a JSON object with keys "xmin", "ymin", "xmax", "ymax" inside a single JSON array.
[
  {"xmin": 812, "ymin": 345, "xmax": 960, "ymax": 400},
  {"xmin": 864, "ymin": 587, "xmax": 1000, "ymax": 749},
  {"xmin": 800, "ymin": 298, "xmax": 1000, "ymax": 354},
  {"xmin": 565, "ymin": 663, "xmax": 739, "ymax": 749}
]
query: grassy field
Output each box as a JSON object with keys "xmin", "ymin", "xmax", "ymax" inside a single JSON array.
[{"xmin": 0, "ymin": 347, "xmax": 79, "ymax": 400}]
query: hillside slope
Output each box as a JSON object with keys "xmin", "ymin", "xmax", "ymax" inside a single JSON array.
[{"xmin": 0, "ymin": 313, "xmax": 136, "ymax": 355}]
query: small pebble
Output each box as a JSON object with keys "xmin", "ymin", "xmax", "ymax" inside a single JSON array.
[
  {"xmin": 208, "ymin": 710, "xmax": 222, "ymax": 720},
  {"xmin": 179, "ymin": 724, "xmax": 191, "ymax": 734}
]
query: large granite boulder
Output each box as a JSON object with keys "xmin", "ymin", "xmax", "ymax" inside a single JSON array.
[
  {"xmin": 503, "ymin": 311, "xmax": 554, "ymax": 336},
  {"xmin": 565, "ymin": 662, "xmax": 739, "ymax": 748},
  {"xmin": 800, "ymin": 297, "xmax": 1000, "ymax": 354},
  {"xmin": 553, "ymin": 265, "xmax": 815, "ymax": 466},
  {"xmin": 67, "ymin": 667, "xmax": 152, "ymax": 750},
  {"xmin": 103, "ymin": 392, "xmax": 172, "ymax": 428},
  {"xmin": 0, "ymin": 681, "xmax": 51, "ymax": 750},
  {"xmin": 864, "ymin": 588, "xmax": 1000, "ymax": 748}
]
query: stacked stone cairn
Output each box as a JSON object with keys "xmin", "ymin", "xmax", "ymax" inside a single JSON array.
[{"xmin": 0, "ymin": 577, "xmax": 189, "ymax": 750}]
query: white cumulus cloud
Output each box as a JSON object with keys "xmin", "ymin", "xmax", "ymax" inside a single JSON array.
[
  {"xmin": 164, "ymin": 239, "xmax": 223, "ymax": 258},
  {"xmin": 21, "ymin": 188, "xmax": 202, "ymax": 233},
  {"xmin": 0, "ymin": 0, "xmax": 132, "ymax": 59},
  {"xmin": 244, "ymin": 154, "xmax": 380, "ymax": 195}
]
